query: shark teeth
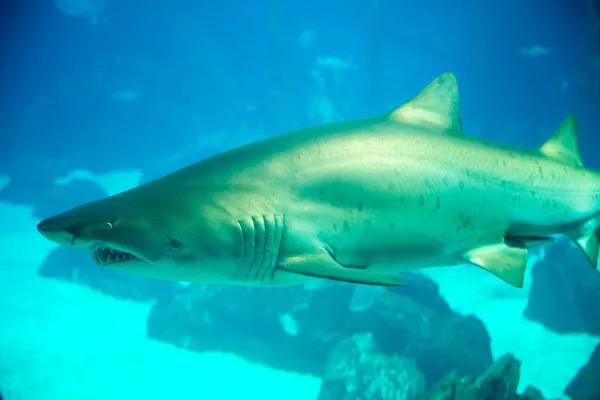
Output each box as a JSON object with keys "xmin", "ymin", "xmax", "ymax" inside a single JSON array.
[{"xmin": 89, "ymin": 245, "xmax": 136, "ymax": 266}]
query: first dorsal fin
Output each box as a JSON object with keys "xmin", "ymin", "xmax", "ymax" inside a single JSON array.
[
  {"xmin": 539, "ymin": 115, "xmax": 583, "ymax": 167},
  {"xmin": 389, "ymin": 72, "xmax": 463, "ymax": 134}
]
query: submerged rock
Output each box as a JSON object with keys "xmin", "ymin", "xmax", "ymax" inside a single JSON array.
[
  {"xmin": 147, "ymin": 273, "xmax": 493, "ymax": 386},
  {"xmin": 524, "ymin": 239, "xmax": 600, "ymax": 335},
  {"xmin": 366, "ymin": 283, "xmax": 492, "ymax": 385},
  {"xmin": 565, "ymin": 343, "xmax": 600, "ymax": 400},
  {"xmin": 427, "ymin": 354, "xmax": 546, "ymax": 400},
  {"xmin": 318, "ymin": 332, "xmax": 425, "ymax": 400}
]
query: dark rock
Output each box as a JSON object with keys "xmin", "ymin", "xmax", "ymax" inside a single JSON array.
[
  {"xmin": 565, "ymin": 343, "xmax": 600, "ymax": 400},
  {"xmin": 366, "ymin": 287, "xmax": 492, "ymax": 385},
  {"xmin": 147, "ymin": 273, "xmax": 493, "ymax": 387},
  {"xmin": 1, "ymin": 172, "xmax": 107, "ymax": 220},
  {"xmin": 427, "ymin": 354, "xmax": 546, "ymax": 400},
  {"xmin": 147, "ymin": 284, "xmax": 335, "ymax": 374},
  {"xmin": 318, "ymin": 332, "xmax": 425, "ymax": 400},
  {"xmin": 388, "ymin": 272, "xmax": 454, "ymax": 317},
  {"xmin": 0, "ymin": 162, "xmax": 67, "ymax": 208},
  {"xmin": 523, "ymin": 238, "xmax": 600, "ymax": 335},
  {"xmin": 38, "ymin": 246, "xmax": 179, "ymax": 302},
  {"xmin": 521, "ymin": 387, "xmax": 545, "ymax": 400}
]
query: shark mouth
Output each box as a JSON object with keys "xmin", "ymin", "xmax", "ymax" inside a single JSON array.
[{"xmin": 89, "ymin": 245, "xmax": 137, "ymax": 266}]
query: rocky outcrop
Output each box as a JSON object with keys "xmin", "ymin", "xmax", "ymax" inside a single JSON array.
[
  {"xmin": 318, "ymin": 333, "xmax": 425, "ymax": 400},
  {"xmin": 147, "ymin": 273, "xmax": 493, "ymax": 387},
  {"xmin": 523, "ymin": 239, "xmax": 600, "ymax": 335},
  {"xmin": 364, "ymin": 280, "xmax": 492, "ymax": 385},
  {"xmin": 565, "ymin": 343, "xmax": 600, "ymax": 400},
  {"xmin": 427, "ymin": 354, "xmax": 545, "ymax": 400}
]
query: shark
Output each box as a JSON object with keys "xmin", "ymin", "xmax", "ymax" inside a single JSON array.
[{"xmin": 37, "ymin": 73, "xmax": 600, "ymax": 289}]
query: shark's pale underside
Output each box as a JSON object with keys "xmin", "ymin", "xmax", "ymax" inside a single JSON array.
[{"xmin": 37, "ymin": 73, "xmax": 600, "ymax": 288}]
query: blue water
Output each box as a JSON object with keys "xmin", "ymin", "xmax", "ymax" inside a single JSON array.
[{"xmin": 0, "ymin": 1, "xmax": 599, "ymax": 399}]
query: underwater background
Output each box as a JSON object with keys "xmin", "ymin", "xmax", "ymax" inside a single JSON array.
[{"xmin": 1, "ymin": 0, "xmax": 600, "ymax": 399}]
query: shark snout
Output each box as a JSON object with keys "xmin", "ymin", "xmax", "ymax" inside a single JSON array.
[{"xmin": 37, "ymin": 217, "xmax": 78, "ymax": 247}]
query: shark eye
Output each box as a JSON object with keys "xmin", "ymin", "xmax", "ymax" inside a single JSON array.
[{"xmin": 102, "ymin": 222, "xmax": 113, "ymax": 230}]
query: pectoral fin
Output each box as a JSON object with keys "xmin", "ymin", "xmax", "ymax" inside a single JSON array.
[
  {"xmin": 278, "ymin": 252, "xmax": 405, "ymax": 286},
  {"xmin": 462, "ymin": 243, "xmax": 528, "ymax": 288}
]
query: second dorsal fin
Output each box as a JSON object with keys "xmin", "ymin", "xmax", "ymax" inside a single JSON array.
[
  {"xmin": 389, "ymin": 72, "xmax": 463, "ymax": 134},
  {"xmin": 539, "ymin": 114, "xmax": 583, "ymax": 167}
]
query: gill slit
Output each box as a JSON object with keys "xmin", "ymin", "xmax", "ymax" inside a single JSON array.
[{"xmin": 237, "ymin": 214, "xmax": 284, "ymax": 283}]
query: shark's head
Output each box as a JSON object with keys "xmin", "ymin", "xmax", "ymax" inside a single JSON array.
[
  {"xmin": 37, "ymin": 195, "xmax": 165, "ymax": 267},
  {"xmin": 36, "ymin": 187, "xmax": 239, "ymax": 281}
]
